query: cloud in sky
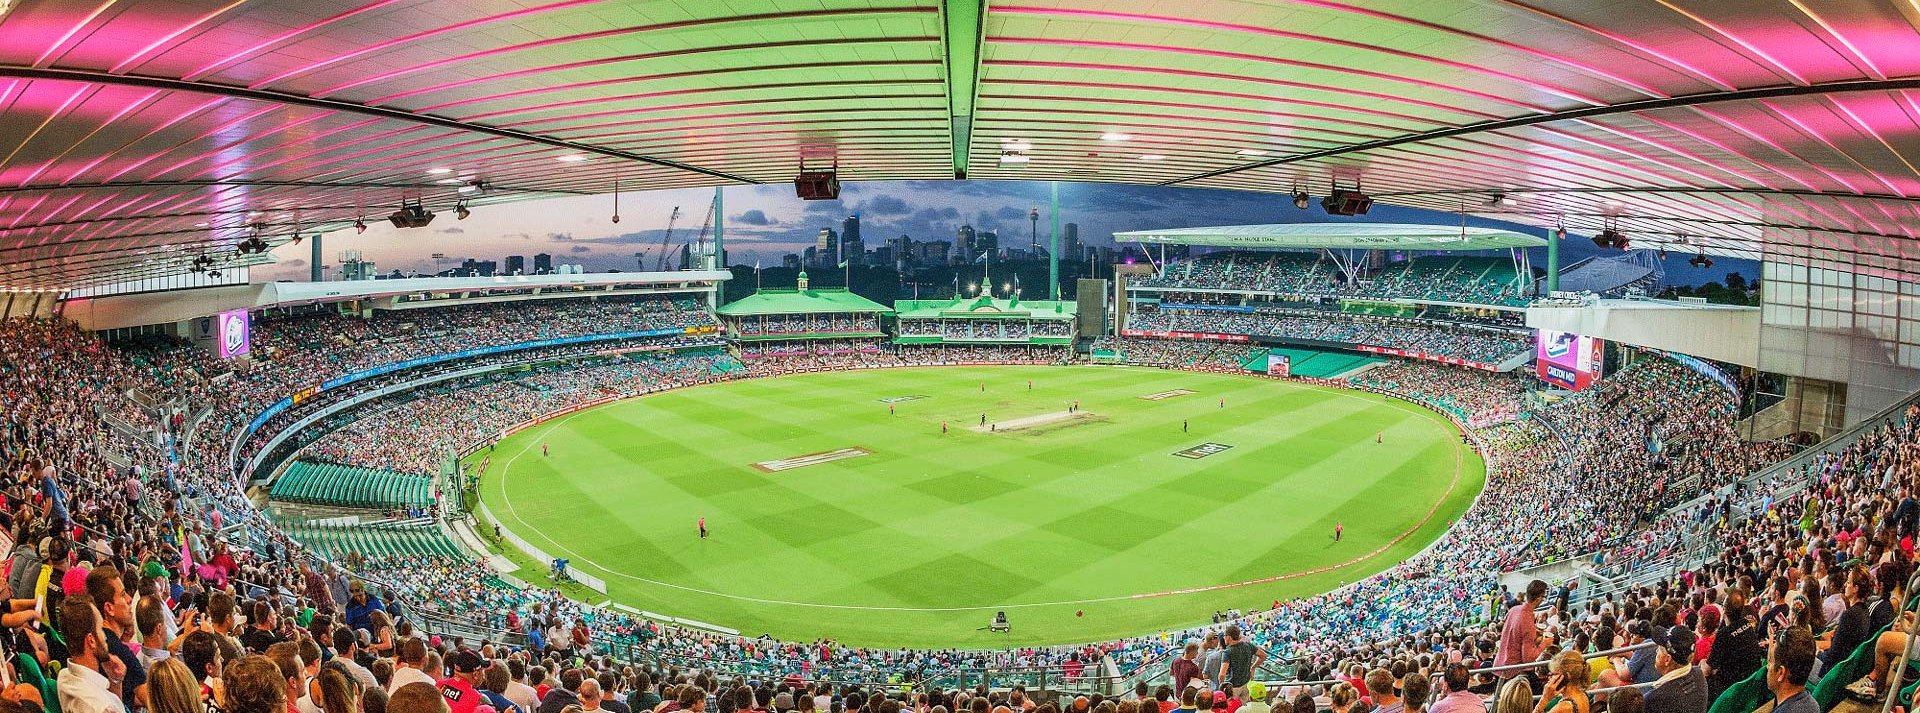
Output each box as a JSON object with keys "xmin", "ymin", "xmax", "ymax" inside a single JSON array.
[{"xmin": 733, "ymin": 209, "xmax": 776, "ymax": 226}]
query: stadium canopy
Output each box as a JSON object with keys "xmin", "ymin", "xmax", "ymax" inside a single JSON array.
[
  {"xmin": 3, "ymin": 0, "xmax": 1920, "ymax": 290},
  {"xmin": 715, "ymin": 287, "xmax": 892, "ymax": 317},
  {"xmin": 894, "ymin": 296, "xmax": 1075, "ymax": 320},
  {"xmin": 1113, "ymin": 224, "xmax": 1547, "ymax": 252}
]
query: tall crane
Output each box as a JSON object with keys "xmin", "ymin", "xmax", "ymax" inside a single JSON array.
[
  {"xmin": 653, "ymin": 206, "xmax": 681, "ymax": 271},
  {"xmin": 691, "ymin": 193, "xmax": 717, "ymax": 268}
]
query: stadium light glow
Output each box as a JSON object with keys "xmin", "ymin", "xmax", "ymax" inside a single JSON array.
[
  {"xmin": 1236, "ymin": 149, "xmax": 1268, "ymax": 156},
  {"xmin": 1101, "ymin": 132, "xmax": 1132, "ymax": 142},
  {"xmin": 556, "ymin": 155, "xmax": 586, "ymax": 162},
  {"xmin": 1139, "ymin": 154, "xmax": 1164, "ymax": 161},
  {"xmin": 426, "ymin": 168, "xmax": 453, "ymax": 174}
]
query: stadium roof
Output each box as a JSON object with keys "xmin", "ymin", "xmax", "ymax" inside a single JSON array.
[
  {"xmin": 3, "ymin": 1, "xmax": 1920, "ymax": 289},
  {"xmin": 716, "ymin": 287, "xmax": 892, "ymax": 316},
  {"xmin": 1113, "ymin": 223, "xmax": 1546, "ymax": 251},
  {"xmin": 894, "ymin": 296, "xmax": 1074, "ymax": 319}
]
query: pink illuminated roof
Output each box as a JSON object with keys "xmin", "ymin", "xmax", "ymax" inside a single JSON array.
[{"xmin": 1, "ymin": 0, "xmax": 1918, "ymax": 288}]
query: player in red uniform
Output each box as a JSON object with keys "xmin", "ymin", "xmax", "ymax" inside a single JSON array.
[{"xmin": 698, "ymin": 517, "xmax": 707, "ymax": 539}]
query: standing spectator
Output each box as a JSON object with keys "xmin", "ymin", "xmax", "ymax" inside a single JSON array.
[
  {"xmin": 1171, "ymin": 643, "xmax": 1204, "ymax": 693},
  {"xmin": 1218, "ymin": 625, "xmax": 1267, "ymax": 702},
  {"xmin": 1705, "ymin": 589, "xmax": 1761, "ymax": 700},
  {"xmin": 1494, "ymin": 580, "xmax": 1546, "ymax": 678}
]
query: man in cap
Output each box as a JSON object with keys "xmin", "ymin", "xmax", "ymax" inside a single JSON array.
[
  {"xmin": 1642, "ymin": 625, "xmax": 1706, "ymax": 713},
  {"xmin": 438, "ymin": 650, "xmax": 489, "ymax": 713}
]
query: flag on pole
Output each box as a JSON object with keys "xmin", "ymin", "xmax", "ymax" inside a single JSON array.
[{"xmin": 974, "ymin": 251, "xmax": 988, "ymax": 263}]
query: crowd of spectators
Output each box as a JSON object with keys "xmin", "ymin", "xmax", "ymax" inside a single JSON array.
[
  {"xmin": 1134, "ymin": 252, "xmax": 1533, "ymax": 307},
  {"xmin": 732, "ymin": 314, "xmax": 881, "ymax": 336},
  {"xmin": 1088, "ymin": 338, "xmax": 1258, "ymax": 372},
  {"xmin": 895, "ymin": 320, "xmax": 1074, "ymax": 341},
  {"xmin": 1126, "ymin": 306, "xmax": 1529, "ymax": 366},
  {"xmin": 2, "ymin": 294, "xmax": 1888, "ymax": 713},
  {"xmin": 298, "ymin": 352, "xmax": 740, "ymax": 476}
]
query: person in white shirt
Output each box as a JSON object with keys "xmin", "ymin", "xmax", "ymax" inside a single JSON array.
[
  {"xmin": 58, "ymin": 598, "xmax": 129, "ymax": 713},
  {"xmin": 388, "ymin": 638, "xmax": 438, "ymax": 692},
  {"xmin": 505, "ymin": 659, "xmax": 540, "ymax": 712}
]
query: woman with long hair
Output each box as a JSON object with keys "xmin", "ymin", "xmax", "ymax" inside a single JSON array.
[
  {"xmin": 148, "ymin": 659, "xmax": 208, "ymax": 713},
  {"xmin": 317, "ymin": 661, "xmax": 365, "ymax": 713}
]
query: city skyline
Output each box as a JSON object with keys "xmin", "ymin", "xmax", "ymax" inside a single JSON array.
[{"xmin": 257, "ymin": 179, "xmax": 1751, "ymax": 286}]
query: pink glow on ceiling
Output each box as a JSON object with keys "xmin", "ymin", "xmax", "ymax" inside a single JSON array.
[
  {"xmin": 993, "ymin": 6, "xmax": 1609, "ymax": 107},
  {"xmin": 107, "ymin": 0, "xmax": 252, "ymax": 75},
  {"xmin": 310, "ymin": 7, "xmax": 933, "ymax": 100},
  {"xmin": 29, "ymin": 0, "xmax": 121, "ymax": 68},
  {"xmin": 244, "ymin": 0, "xmax": 611, "ymax": 91},
  {"xmin": 991, "ymin": 37, "xmax": 1549, "ymax": 116},
  {"xmin": 60, "ymin": 96, "xmax": 228, "ymax": 186},
  {"xmin": 181, "ymin": 0, "xmax": 412, "ymax": 81},
  {"xmin": 1494, "ymin": 2, "xmax": 1738, "ymax": 92}
]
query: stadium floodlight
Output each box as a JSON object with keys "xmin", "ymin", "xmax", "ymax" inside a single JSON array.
[
  {"xmin": 426, "ymin": 167, "xmax": 452, "ymax": 174},
  {"xmin": 456, "ymin": 200, "xmax": 471, "ymax": 221},
  {"xmin": 1489, "ymin": 193, "xmax": 1514, "ymax": 207},
  {"xmin": 354, "ymin": 218, "xmax": 367, "ymax": 234},
  {"xmin": 1592, "ymin": 229, "xmax": 1628, "ymax": 249},
  {"xmin": 1293, "ymin": 191, "xmax": 1310, "ymax": 210},
  {"xmin": 1100, "ymin": 132, "xmax": 1132, "ymax": 142},
  {"xmin": 1689, "ymin": 251, "xmax": 1714, "ymax": 268},
  {"xmin": 1321, "ymin": 188, "xmax": 1372, "ymax": 216}
]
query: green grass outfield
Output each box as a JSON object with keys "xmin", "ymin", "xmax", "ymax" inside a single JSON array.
[{"xmin": 470, "ymin": 365, "xmax": 1484, "ymax": 648}]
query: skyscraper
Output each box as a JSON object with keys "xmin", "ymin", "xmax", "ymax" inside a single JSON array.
[
  {"xmin": 505, "ymin": 255, "xmax": 526, "ymax": 275},
  {"xmin": 952, "ymin": 225, "xmax": 976, "ymax": 264},
  {"xmin": 841, "ymin": 215, "xmax": 863, "ymax": 265},
  {"xmin": 1064, "ymin": 223, "xmax": 1080, "ymax": 262},
  {"xmin": 533, "ymin": 253, "xmax": 552, "ymax": 274},
  {"xmin": 816, "ymin": 228, "xmax": 837, "ymax": 266}
]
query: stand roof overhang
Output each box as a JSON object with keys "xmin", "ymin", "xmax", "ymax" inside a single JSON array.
[
  {"xmin": 1114, "ymin": 224, "xmax": 1546, "ymax": 251},
  {"xmin": 4, "ymin": 0, "xmax": 1920, "ymax": 289}
]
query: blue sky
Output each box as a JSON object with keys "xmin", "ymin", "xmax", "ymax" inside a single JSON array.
[{"xmin": 260, "ymin": 180, "xmax": 1752, "ymax": 287}]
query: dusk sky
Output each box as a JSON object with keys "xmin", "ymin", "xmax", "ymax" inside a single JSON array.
[{"xmin": 256, "ymin": 180, "xmax": 1752, "ymax": 287}]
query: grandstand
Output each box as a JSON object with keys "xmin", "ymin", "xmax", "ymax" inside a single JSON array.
[
  {"xmin": 3, "ymin": 4, "xmax": 1920, "ymax": 713},
  {"xmin": 269, "ymin": 460, "xmax": 438, "ymax": 511}
]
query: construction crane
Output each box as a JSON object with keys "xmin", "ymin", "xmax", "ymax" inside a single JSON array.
[
  {"xmin": 653, "ymin": 206, "xmax": 681, "ymax": 271},
  {"xmin": 691, "ymin": 192, "xmax": 717, "ymax": 268}
]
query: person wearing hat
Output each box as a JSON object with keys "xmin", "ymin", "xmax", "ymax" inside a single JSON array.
[
  {"xmin": 1641, "ymin": 625, "xmax": 1705, "ymax": 713},
  {"xmin": 345, "ymin": 580, "xmax": 385, "ymax": 633},
  {"xmin": 438, "ymin": 651, "xmax": 490, "ymax": 713}
]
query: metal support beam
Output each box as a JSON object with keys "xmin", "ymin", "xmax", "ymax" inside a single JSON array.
[
  {"xmin": 940, "ymin": 0, "xmax": 986, "ymax": 179},
  {"xmin": 1164, "ymin": 77, "xmax": 1920, "ymax": 186},
  {"xmin": 0, "ymin": 66, "xmax": 761, "ymax": 184}
]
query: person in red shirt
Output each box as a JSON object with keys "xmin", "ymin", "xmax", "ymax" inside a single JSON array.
[{"xmin": 438, "ymin": 650, "xmax": 489, "ymax": 713}]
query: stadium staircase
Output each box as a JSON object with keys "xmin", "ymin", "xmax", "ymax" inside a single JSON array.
[{"xmin": 270, "ymin": 460, "xmax": 436, "ymax": 510}]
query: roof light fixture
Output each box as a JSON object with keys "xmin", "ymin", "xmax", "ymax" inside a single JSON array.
[
  {"xmin": 426, "ymin": 168, "xmax": 453, "ymax": 175},
  {"xmin": 1101, "ymin": 132, "xmax": 1132, "ymax": 142},
  {"xmin": 1138, "ymin": 154, "xmax": 1164, "ymax": 161},
  {"xmin": 1237, "ymin": 149, "xmax": 1268, "ymax": 156}
]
